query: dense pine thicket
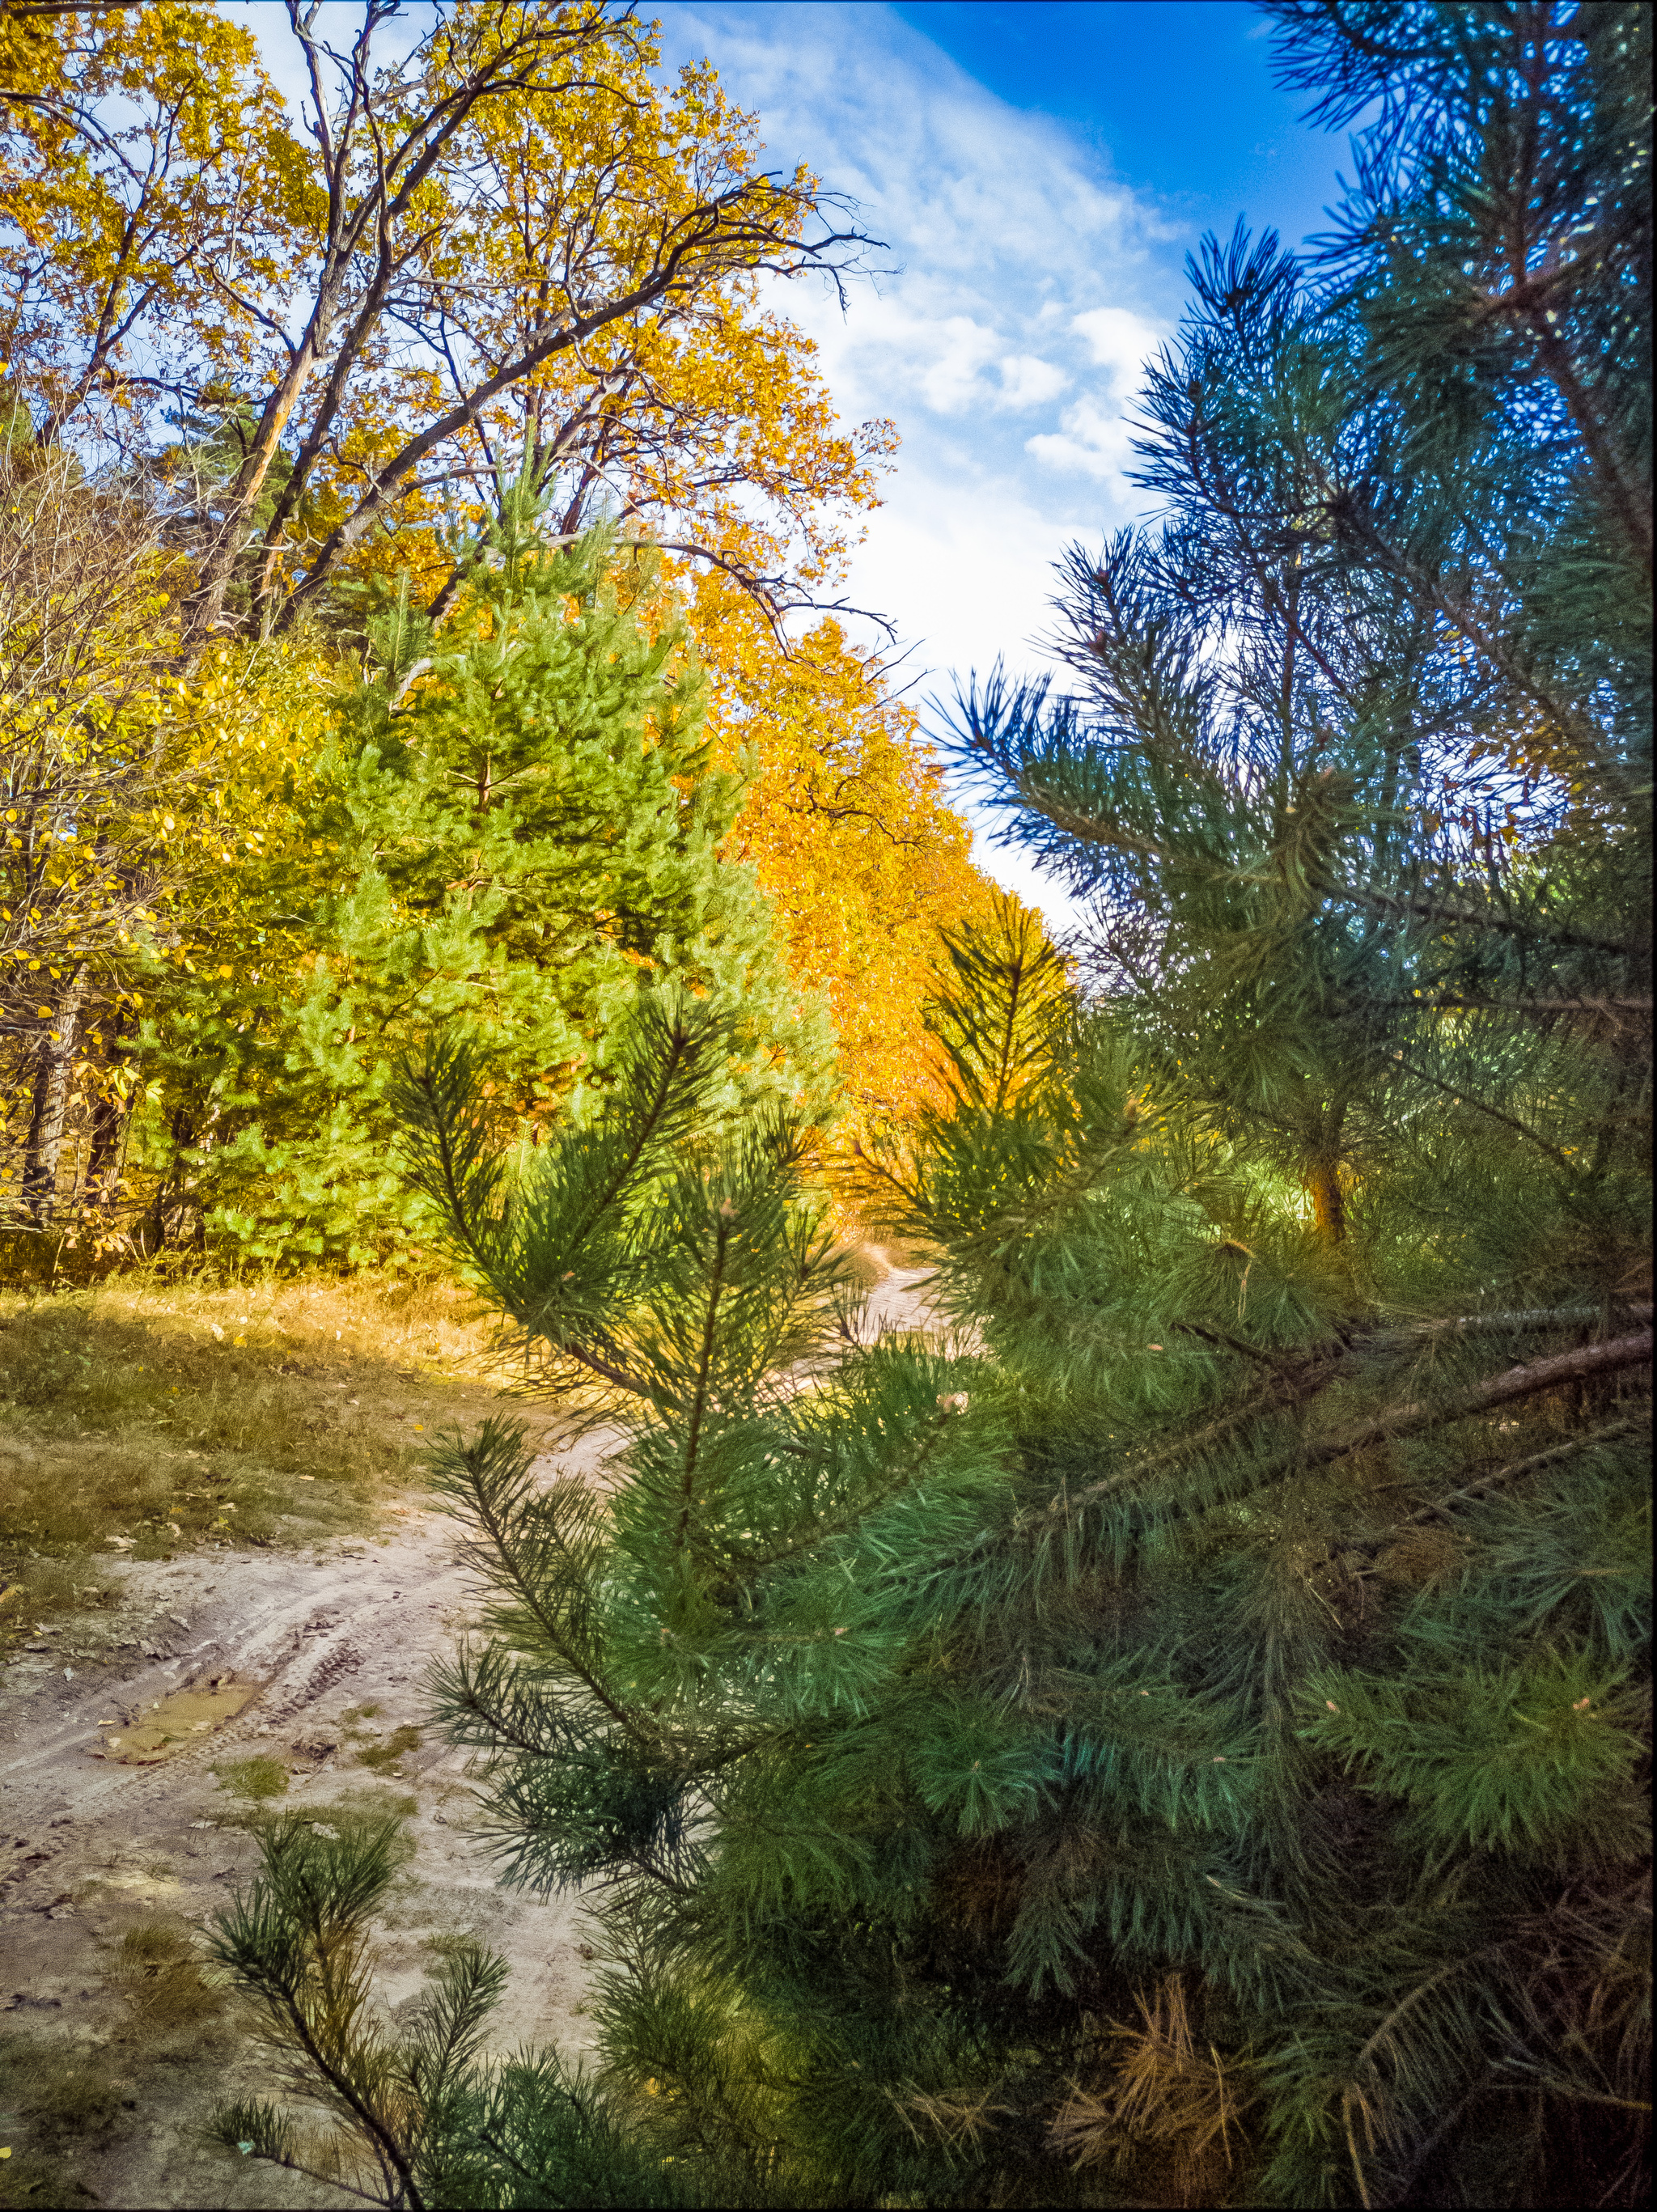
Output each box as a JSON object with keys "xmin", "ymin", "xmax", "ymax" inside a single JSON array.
[
  {"xmin": 138, "ymin": 502, "xmax": 826, "ymax": 1265},
  {"xmin": 212, "ymin": 6, "xmax": 1650, "ymax": 2206}
]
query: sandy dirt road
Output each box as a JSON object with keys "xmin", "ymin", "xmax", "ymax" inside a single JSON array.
[
  {"xmin": 0, "ymin": 1260, "xmax": 934, "ymax": 2207},
  {"xmin": 0, "ymin": 1442, "xmax": 607, "ymax": 2208}
]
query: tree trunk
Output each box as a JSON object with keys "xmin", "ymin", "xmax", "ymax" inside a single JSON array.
[
  {"xmin": 22, "ymin": 962, "xmax": 88, "ymax": 1226},
  {"xmin": 1307, "ymin": 1155, "xmax": 1346, "ymax": 1243},
  {"xmin": 84, "ymin": 999, "xmax": 133, "ymax": 1206},
  {"xmin": 142, "ymin": 1104, "xmax": 195, "ymax": 1253}
]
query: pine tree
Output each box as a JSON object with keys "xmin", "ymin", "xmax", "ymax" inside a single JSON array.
[
  {"xmin": 206, "ymin": 1807, "xmax": 710, "ymax": 2210},
  {"xmin": 213, "ymin": 9, "xmax": 1650, "ymax": 2206},
  {"xmin": 138, "ymin": 507, "xmax": 828, "ymax": 1264}
]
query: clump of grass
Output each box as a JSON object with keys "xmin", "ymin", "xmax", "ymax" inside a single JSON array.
[
  {"xmin": 309, "ymin": 1786, "xmax": 419, "ymax": 1844},
  {"xmin": 355, "ymin": 1725, "xmax": 421, "ymax": 1773},
  {"xmin": 0, "ymin": 1270, "xmax": 519, "ymax": 1633},
  {"xmin": 0, "ymin": 2032, "xmax": 124, "ymax": 2143},
  {"xmin": 0, "ymin": 1554, "xmax": 114, "ymax": 1623},
  {"xmin": 0, "ymin": 2142, "xmax": 87, "ymax": 2208},
  {"xmin": 107, "ymin": 1922, "xmax": 226, "ymax": 2027},
  {"xmin": 214, "ymin": 1756, "xmax": 289, "ymax": 1803}
]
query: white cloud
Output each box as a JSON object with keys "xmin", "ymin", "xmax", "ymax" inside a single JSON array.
[
  {"xmin": 1073, "ymin": 304, "xmax": 1166, "ymax": 379},
  {"xmin": 659, "ymin": 4, "xmax": 1176, "ymax": 510},
  {"xmin": 1030, "ymin": 307, "xmax": 1166, "ymax": 480},
  {"xmin": 654, "ymin": 2, "xmax": 1189, "ymax": 926},
  {"xmin": 820, "ymin": 299, "xmax": 1069, "ymax": 418},
  {"xmin": 844, "ymin": 463, "xmax": 1077, "ymax": 692},
  {"xmin": 997, "ymin": 354, "xmax": 1070, "ymax": 409},
  {"xmin": 1028, "ymin": 400, "xmax": 1132, "ymax": 482},
  {"xmin": 914, "ymin": 315, "xmax": 999, "ymax": 413}
]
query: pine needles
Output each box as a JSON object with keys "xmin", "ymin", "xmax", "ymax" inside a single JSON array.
[{"xmin": 214, "ymin": 7, "xmax": 1650, "ymax": 2205}]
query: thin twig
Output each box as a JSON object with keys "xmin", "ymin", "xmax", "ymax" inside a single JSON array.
[{"xmin": 1396, "ymin": 1415, "xmax": 1646, "ymax": 1528}]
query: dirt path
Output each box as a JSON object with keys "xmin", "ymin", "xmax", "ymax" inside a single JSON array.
[
  {"xmin": 0, "ymin": 1440, "xmax": 608, "ymax": 2208},
  {"xmin": 0, "ymin": 1260, "xmax": 935, "ymax": 2208}
]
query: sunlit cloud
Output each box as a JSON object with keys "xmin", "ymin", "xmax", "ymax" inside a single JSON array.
[
  {"xmin": 1028, "ymin": 306, "xmax": 1164, "ymax": 481},
  {"xmin": 1073, "ymin": 303, "xmax": 1168, "ymax": 377},
  {"xmin": 655, "ymin": 2, "xmax": 1187, "ymax": 925}
]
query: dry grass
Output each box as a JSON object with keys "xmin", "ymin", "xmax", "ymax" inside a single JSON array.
[
  {"xmin": 0, "ymin": 1923, "xmax": 237, "ymax": 2201},
  {"xmin": 310, "ymin": 1785, "xmax": 420, "ymax": 1834},
  {"xmin": 0, "ymin": 2029, "xmax": 126, "ymax": 2147},
  {"xmin": 0, "ymin": 1269, "xmax": 519, "ymax": 1642},
  {"xmin": 0, "ymin": 2141, "xmax": 87, "ymax": 2209},
  {"xmin": 107, "ymin": 1922, "xmax": 226, "ymax": 2029}
]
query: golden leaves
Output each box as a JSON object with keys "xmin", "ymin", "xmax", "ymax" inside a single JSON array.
[
  {"xmin": 0, "ymin": 1, "xmax": 304, "ymax": 426},
  {"xmin": 8, "ymin": 2, "xmax": 888, "ymax": 637},
  {"xmin": 689, "ymin": 577, "xmax": 1000, "ymax": 1139}
]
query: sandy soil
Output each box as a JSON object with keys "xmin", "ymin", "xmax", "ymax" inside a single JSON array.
[
  {"xmin": 0, "ymin": 1442, "xmax": 608, "ymax": 2209},
  {"xmin": 0, "ymin": 1258, "xmax": 934, "ymax": 2209}
]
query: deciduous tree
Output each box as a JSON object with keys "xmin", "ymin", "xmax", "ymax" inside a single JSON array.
[
  {"xmin": 0, "ymin": 449, "xmax": 202, "ymax": 1228},
  {"xmin": 692, "ymin": 578, "xmax": 1002, "ymax": 1138},
  {"xmin": 0, "ymin": 1, "xmax": 885, "ymax": 640}
]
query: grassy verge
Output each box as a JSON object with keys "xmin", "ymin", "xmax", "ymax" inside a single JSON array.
[
  {"xmin": 0, "ymin": 1269, "xmax": 512, "ymax": 1643},
  {"xmin": 0, "ymin": 1915, "xmax": 249, "ymax": 2208},
  {"xmin": 0, "ymin": 2030, "xmax": 115, "ymax": 2208}
]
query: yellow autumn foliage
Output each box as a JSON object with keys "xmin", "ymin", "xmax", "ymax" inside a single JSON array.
[
  {"xmin": 1, "ymin": 2, "xmax": 1010, "ymax": 1240},
  {"xmin": 690, "ymin": 577, "xmax": 1005, "ymax": 1135}
]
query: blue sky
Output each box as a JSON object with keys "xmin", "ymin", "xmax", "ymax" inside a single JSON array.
[
  {"xmin": 240, "ymin": 2, "xmax": 1355, "ymax": 921},
  {"xmin": 655, "ymin": 2, "xmax": 1354, "ymax": 918},
  {"xmin": 889, "ymin": 2, "xmax": 1346, "ymax": 253}
]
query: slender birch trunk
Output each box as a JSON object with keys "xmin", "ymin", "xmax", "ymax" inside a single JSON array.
[{"xmin": 22, "ymin": 961, "xmax": 88, "ymax": 1225}]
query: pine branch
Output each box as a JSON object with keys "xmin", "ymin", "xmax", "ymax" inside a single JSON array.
[
  {"xmin": 1424, "ymin": 1308, "xmax": 1652, "ymax": 1337},
  {"xmin": 1298, "ymin": 1330, "xmax": 1652, "ymax": 1471},
  {"xmin": 552, "ymin": 1337, "xmax": 663, "ymax": 1407},
  {"xmin": 1322, "ymin": 875, "xmax": 1632, "ymax": 959},
  {"xmin": 1140, "ymin": 1329, "xmax": 1655, "ymax": 1527},
  {"xmin": 392, "ymin": 1033, "xmax": 504, "ymax": 1278},
  {"xmin": 1384, "ymin": 998, "xmax": 1653, "ymax": 1021},
  {"xmin": 436, "ymin": 1426, "xmax": 646, "ymax": 1743},
  {"xmin": 1394, "ymin": 1414, "xmax": 1649, "ymax": 1528},
  {"xmin": 926, "ymin": 1330, "xmax": 1651, "ymax": 1582},
  {"xmin": 1391, "ymin": 1057, "xmax": 1571, "ymax": 1167},
  {"xmin": 561, "ymin": 1009, "xmax": 706, "ymax": 1257},
  {"xmin": 677, "ymin": 1206, "xmax": 735, "ymax": 1556},
  {"xmin": 729, "ymin": 1405, "xmax": 962, "ymax": 1577},
  {"xmin": 1173, "ymin": 1319, "xmax": 1284, "ymax": 1368}
]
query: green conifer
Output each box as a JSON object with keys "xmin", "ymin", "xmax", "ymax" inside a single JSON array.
[
  {"xmin": 138, "ymin": 508, "xmax": 827, "ymax": 1263},
  {"xmin": 212, "ymin": 10, "xmax": 1649, "ymax": 2206}
]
